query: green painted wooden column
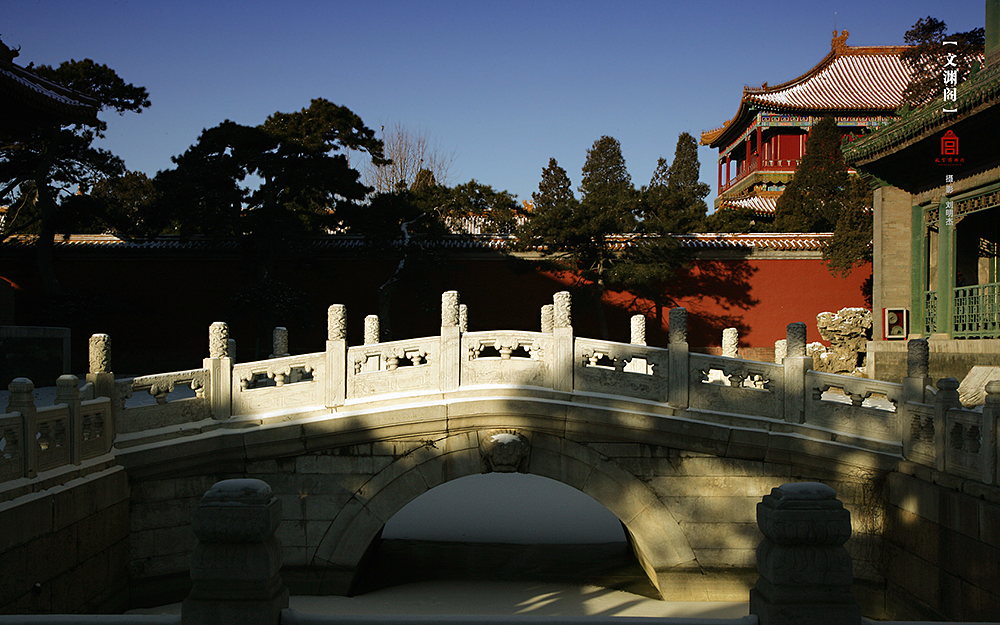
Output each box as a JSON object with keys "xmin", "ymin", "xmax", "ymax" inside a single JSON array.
[
  {"xmin": 936, "ymin": 197, "xmax": 954, "ymax": 336},
  {"xmin": 911, "ymin": 201, "xmax": 926, "ymax": 335}
]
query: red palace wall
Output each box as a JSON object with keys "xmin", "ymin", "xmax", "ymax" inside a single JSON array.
[{"xmin": 2, "ymin": 245, "xmax": 871, "ymax": 376}]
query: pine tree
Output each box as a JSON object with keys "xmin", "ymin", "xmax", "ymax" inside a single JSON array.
[
  {"xmin": 774, "ymin": 116, "xmax": 848, "ymax": 232},
  {"xmin": 638, "ymin": 133, "xmax": 709, "ymax": 234},
  {"xmin": 900, "ymin": 16, "xmax": 984, "ymax": 108}
]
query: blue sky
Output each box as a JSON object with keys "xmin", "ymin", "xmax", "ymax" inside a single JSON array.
[{"xmin": 3, "ymin": 1, "xmax": 987, "ymax": 208}]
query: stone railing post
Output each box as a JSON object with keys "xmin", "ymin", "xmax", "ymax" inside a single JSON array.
[
  {"xmin": 363, "ymin": 315, "xmax": 380, "ymax": 345},
  {"xmin": 901, "ymin": 338, "xmax": 931, "ymax": 455},
  {"xmin": 440, "ymin": 291, "xmax": 461, "ymax": 392},
  {"xmin": 541, "ymin": 304, "xmax": 554, "ymax": 334},
  {"xmin": 934, "ymin": 377, "xmax": 961, "ymax": 473},
  {"xmin": 7, "ymin": 378, "xmax": 37, "ymax": 478},
  {"xmin": 552, "ymin": 291, "xmax": 573, "ymax": 392},
  {"xmin": 668, "ymin": 307, "xmax": 689, "ymax": 410},
  {"xmin": 326, "ymin": 304, "xmax": 347, "ymax": 408},
  {"xmin": 986, "ymin": 381, "xmax": 1000, "ymax": 486},
  {"xmin": 57, "ymin": 374, "xmax": 83, "ymax": 465},
  {"xmin": 630, "ymin": 315, "xmax": 646, "ymax": 346},
  {"xmin": 204, "ymin": 322, "xmax": 232, "ymax": 420},
  {"xmin": 783, "ymin": 323, "xmax": 813, "ymax": 424},
  {"xmin": 270, "ymin": 327, "xmax": 289, "ymax": 359},
  {"xmin": 722, "ymin": 327, "xmax": 738, "ymax": 358},
  {"xmin": 750, "ymin": 482, "xmax": 860, "ymax": 625},
  {"xmin": 181, "ymin": 479, "xmax": 288, "ymax": 625},
  {"xmin": 774, "ymin": 339, "xmax": 787, "ymax": 364},
  {"xmin": 459, "ymin": 304, "xmax": 468, "ymax": 333},
  {"xmin": 86, "ymin": 333, "xmax": 114, "ymax": 400}
]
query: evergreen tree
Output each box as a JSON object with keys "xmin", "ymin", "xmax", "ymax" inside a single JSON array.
[
  {"xmin": 901, "ymin": 16, "xmax": 984, "ymax": 108},
  {"xmin": 519, "ymin": 145, "xmax": 635, "ymax": 338},
  {"xmin": 774, "ymin": 116, "xmax": 848, "ymax": 232},
  {"xmin": 579, "ymin": 135, "xmax": 636, "ymax": 225},
  {"xmin": 637, "ymin": 133, "xmax": 709, "ymax": 234},
  {"xmin": 822, "ymin": 175, "xmax": 873, "ymax": 277},
  {"xmin": 0, "ymin": 43, "xmax": 150, "ymax": 291}
]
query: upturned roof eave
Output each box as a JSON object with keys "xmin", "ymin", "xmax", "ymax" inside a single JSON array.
[{"xmin": 701, "ymin": 43, "xmax": 911, "ymax": 150}]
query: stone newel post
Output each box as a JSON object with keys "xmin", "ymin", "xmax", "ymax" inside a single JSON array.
[
  {"xmin": 630, "ymin": 315, "xmax": 646, "ymax": 346},
  {"xmin": 363, "ymin": 315, "xmax": 380, "ymax": 345},
  {"xmin": 541, "ymin": 304, "xmax": 554, "ymax": 334},
  {"xmin": 750, "ymin": 482, "xmax": 860, "ymax": 625},
  {"xmin": 933, "ymin": 377, "xmax": 961, "ymax": 472},
  {"xmin": 783, "ymin": 323, "xmax": 813, "ymax": 424},
  {"xmin": 440, "ymin": 291, "xmax": 461, "ymax": 392},
  {"xmin": 204, "ymin": 322, "xmax": 232, "ymax": 420},
  {"xmin": 668, "ymin": 307, "xmax": 689, "ymax": 410},
  {"xmin": 182, "ymin": 479, "xmax": 288, "ymax": 625},
  {"xmin": 270, "ymin": 327, "xmax": 289, "ymax": 359},
  {"xmin": 326, "ymin": 304, "xmax": 347, "ymax": 408},
  {"xmin": 87, "ymin": 333, "xmax": 114, "ymax": 400},
  {"xmin": 552, "ymin": 292, "xmax": 573, "ymax": 392},
  {"xmin": 722, "ymin": 327, "xmax": 738, "ymax": 358},
  {"xmin": 7, "ymin": 378, "xmax": 36, "ymax": 478}
]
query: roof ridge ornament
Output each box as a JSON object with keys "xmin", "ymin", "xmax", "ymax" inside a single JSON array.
[{"xmin": 832, "ymin": 29, "xmax": 849, "ymax": 52}]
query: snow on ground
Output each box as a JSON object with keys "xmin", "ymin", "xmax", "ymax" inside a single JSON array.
[{"xmin": 127, "ymin": 581, "xmax": 749, "ymax": 618}]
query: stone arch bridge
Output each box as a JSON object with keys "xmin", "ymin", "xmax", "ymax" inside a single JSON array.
[{"xmin": 1, "ymin": 290, "xmax": 997, "ymax": 613}]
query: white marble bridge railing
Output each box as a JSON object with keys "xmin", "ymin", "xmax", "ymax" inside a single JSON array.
[{"xmin": 2, "ymin": 290, "xmax": 999, "ymax": 494}]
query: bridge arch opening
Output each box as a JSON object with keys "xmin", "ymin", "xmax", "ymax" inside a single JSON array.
[
  {"xmin": 350, "ymin": 472, "xmax": 655, "ymax": 595},
  {"xmin": 311, "ymin": 430, "xmax": 698, "ymax": 599}
]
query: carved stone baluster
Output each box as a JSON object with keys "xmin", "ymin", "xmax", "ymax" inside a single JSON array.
[
  {"xmin": 935, "ymin": 377, "xmax": 961, "ymax": 473},
  {"xmin": 271, "ymin": 327, "xmax": 289, "ymax": 359},
  {"xmin": 7, "ymin": 378, "xmax": 37, "ymax": 478},
  {"xmin": 459, "ymin": 304, "xmax": 468, "ymax": 333},
  {"xmin": 327, "ymin": 304, "xmax": 347, "ymax": 408},
  {"xmin": 630, "ymin": 315, "xmax": 646, "ymax": 346},
  {"xmin": 57, "ymin": 375, "xmax": 83, "ymax": 466},
  {"xmin": 774, "ymin": 339, "xmax": 787, "ymax": 364},
  {"xmin": 541, "ymin": 304, "xmax": 554, "ymax": 334},
  {"xmin": 87, "ymin": 333, "xmax": 115, "ymax": 401},
  {"xmin": 722, "ymin": 327, "xmax": 739, "ymax": 358},
  {"xmin": 89, "ymin": 333, "xmax": 111, "ymax": 374},
  {"xmin": 205, "ymin": 322, "xmax": 232, "ymax": 420},
  {"xmin": 668, "ymin": 307, "xmax": 689, "ymax": 410},
  {"xmin": 750, "ymin": 482, "xmax": 860, "ymax": 625},
  {"xmin": 364, "ymin": 315, "xmax": 380, "ymax": 345},
  {"xmin": 669, "ymin": 307, "xmax": 687, "ymax": 345},
  {"xmin": 441, "ymin": 291, "xmax": 461, "ymax": 392},
  {"xmin": 783, "ymin": 323, "xmax": 812, "ymax": 424},
  {"xmin": 552, "ymin": 292, "xmax": 573, "ymax": 392},
  {"xmin": 209, "ymin": 322, "xmax": 229, "ymax": 359},
  {"xmin": 328, "ymin": 304, "xmax": 347, "ymax": 341},
  {"xmin": 553, "ymin": 291, "xmax": 571, "ymax": 329}
]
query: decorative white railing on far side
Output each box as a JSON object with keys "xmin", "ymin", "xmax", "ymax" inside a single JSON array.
[{"xmin": 7, "ymin": 289, "xmax": 999, "ymax": 491}]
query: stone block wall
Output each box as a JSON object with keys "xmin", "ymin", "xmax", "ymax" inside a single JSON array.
[
  {"xmin": 123, "ymin": 436, "xmax": 877, "ymax": 605},
  {"xmin": 128, "ymin": 474, "xmax": 216, "ymax": 607},
  {"xmin": 0, "ymin": 466, "xmax": 130, "ymax": 614},
  {"xmin": 882, "ymin": 467, "xmax": 1000, "ymax": 621}
]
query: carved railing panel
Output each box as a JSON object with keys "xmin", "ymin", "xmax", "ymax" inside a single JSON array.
[
  {"xmin": 115, "ymin": 368, "xmax": 211, "ymax": 434},
  {"xmin": 79, "ymin": 398, "xmax": 113, "ymax": 460},
  {"xmin": 35, "ymin": 405, "xmax": 71, "ymax": 472},
  {"xmin": 946, "ymin": 407, "xmax": 995, "ymax": 484},
  {"xmin": 804, "ymin": 371, "xmax": 901, "ymax": 443},
  {"xmin": 688, "ymin": 353, "xmax": 783, "ymax": 417},
  {"xmin": 462, "ymin": 331, "xmax": 551, "ymax": 388},
  {"xmin": 347, "ymin": 338, "xmax": 439, "ymax": 400},
  {"xmin": 905, "ymin": 402, "xmax": 936, "ymax": 467},
  {"xmin": 233, "ymin": 353, "xmax": 325, "ymax": 414},
  {"xmin": 0, "ymin": 413, "xmax": 24, "ymax": 482},
  {"xmin": 574, "ymin": 338, "xmax": 669, "ymax": 402}
]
